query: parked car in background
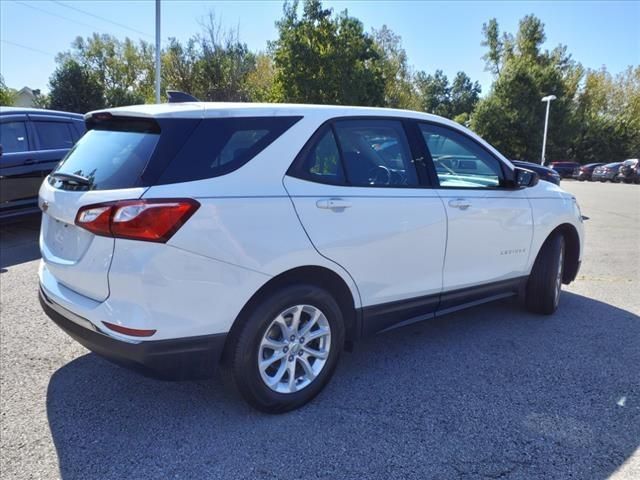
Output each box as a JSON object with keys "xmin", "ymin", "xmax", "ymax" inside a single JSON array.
[
  {"xmin": 592, "ymin": 162, "xmax": 623, "ymax": 182},
  {"xmin": 572, "ymin": 163, "xmax": 605, "ymax": 181},
  {"xmin": 38, "ymin": 102, "xmax": 584, "ymax": 413},
  {"xmin": 0, "ymin": 107, "xmax": 85, "ymax": 219},
  {"xmin": 512, "ymin": 160, "xmax": 561, "ymax": 185},
  {"xmin": 616, "ymin": 158, "xmax": 639, "ymax": 183},
  {"xmin": 549, "ymin": 161, "xmax": 580, "ymax": 178}
]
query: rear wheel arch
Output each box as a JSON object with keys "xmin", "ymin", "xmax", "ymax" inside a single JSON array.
[{"xmin": 225, "ymin": 266, "xmax": 359, "ymax": 357}]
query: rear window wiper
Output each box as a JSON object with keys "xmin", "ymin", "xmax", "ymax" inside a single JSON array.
[{"xmin": 50, "ymin": 172, "xmax": 92, "ymax": 186}]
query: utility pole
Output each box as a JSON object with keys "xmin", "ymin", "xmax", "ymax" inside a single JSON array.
[
  {"xmin": 155, "ymin": 0, "xmax": 161, "ymax": 104},
  {"xmin": 540, "ymin": 95, "xmax": 556, "ymax": 165}
]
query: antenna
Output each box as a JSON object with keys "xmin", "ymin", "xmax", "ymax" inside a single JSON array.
[{"xmin": 166, "ymin": 91, "xmax": 200, "ymax": 103}]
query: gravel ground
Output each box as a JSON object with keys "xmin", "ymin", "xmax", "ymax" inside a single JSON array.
[{"xmin": 1, "ymin": 181, "xmax": 638, "ymax": 480}]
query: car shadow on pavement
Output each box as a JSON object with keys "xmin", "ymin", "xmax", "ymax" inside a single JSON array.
[
  {"xmin": 0, "ymin": 214, "xmax": 41, "ymax": 270},
  {"xmin": 46, "ymin": 291, "xmax": 639, "ymax": 479}
]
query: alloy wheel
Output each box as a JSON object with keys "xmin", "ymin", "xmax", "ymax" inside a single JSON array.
[{"xmin": 258, "ymin": 305, "xmax": 331, "ymax": 394}]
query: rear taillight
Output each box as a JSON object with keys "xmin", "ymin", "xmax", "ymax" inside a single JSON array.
[{"xmin": 75, "ymin": 199, "xmax": 200, "ymax": 243}]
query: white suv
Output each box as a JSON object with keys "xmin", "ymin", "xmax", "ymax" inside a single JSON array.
[{"xmin": 38, "ymin": 103, "xmax": 584, "ymax": 412}]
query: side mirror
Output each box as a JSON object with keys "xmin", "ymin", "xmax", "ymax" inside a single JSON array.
[{"xmin": 514, "ymin": 167, "xmax": 539, "ymax": 188}]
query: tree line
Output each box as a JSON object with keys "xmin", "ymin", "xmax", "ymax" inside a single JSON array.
[{"xmin": 1, "ymin": 0, "xmax": 637, "ymax": 164}]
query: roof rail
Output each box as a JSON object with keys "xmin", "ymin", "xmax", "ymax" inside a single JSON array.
[{"xmin": 166, "ymin": 90, "xmax": 200, "ymax": 103}]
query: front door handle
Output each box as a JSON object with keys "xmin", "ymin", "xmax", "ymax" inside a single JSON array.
[
  {"xmin": 316, "ymin": 198, "xmax": 352, "ymax": 211},
  {"xmin": 448, "ymin": 198, "xmax": 471, "ymax": 210}
]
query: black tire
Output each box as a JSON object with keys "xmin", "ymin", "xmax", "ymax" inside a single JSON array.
[
  {"xmin": 525, "ymin": 233, "xmax": 565, "ymax": 315},
  {"xmin": 222, "ymin": 284, "xmax": 345, "ymax": 413}
]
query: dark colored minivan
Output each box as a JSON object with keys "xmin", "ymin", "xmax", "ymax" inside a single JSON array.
[{"xmin": 0, "ymin": 107, "xmax": 85, "ymax": 219}]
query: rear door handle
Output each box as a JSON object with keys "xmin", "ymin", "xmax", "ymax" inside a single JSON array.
[
  {"xmin": 316, "ymin": 198, "xmax": 352, "ymax": 211},
  {"xmin": 448, "ymin": 198, "xmax": 471, "ymax": 210}
]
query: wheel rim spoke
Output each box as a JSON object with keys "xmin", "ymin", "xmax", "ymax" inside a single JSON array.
[
  {"xmin": 267, "ymin": 360, "xmax": 287, "ymax": 387},
  {"xmin": 273, "ymin": 314, "xmax": 291, "ymax": 338},
  {"xmin": 258, "ymin": 304, "xmax": 332, "ymax": 394},
  {"xmin": 261, "ymin": 337, "xmax": 287, "ymax": 351},
  {"xmin": 298, "ymin": 309, "xmax": 321, "ymax": 337},
  {"xmin": 302, "ymin": 345, "xmax": 328, "ymax": 359},
  {"xmin": 290, "ymin": 306, "xmax": 303, "ymax": 334},
  {"xmin": 286, "ymin": 361, "xmax": 297, "ymax": 391},
  {"xmin": 259, "ymin": 350, "xmax": 286, "ymax": 371},
  {"xmin": 305, "ymin": 326, "xmax": 330, "ymax": 343},
  {"xmin": 298, "ymin": 356, "xmax": 316, "ymax": 381}
]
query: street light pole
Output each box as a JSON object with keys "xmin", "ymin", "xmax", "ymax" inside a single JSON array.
[
  {"xmin": 540, "ymin": 94, "xmax": 556, "ymax": 165},
  {"xmin": 155, "ymin": 0, "xmax": 161, "ymax": 104}
]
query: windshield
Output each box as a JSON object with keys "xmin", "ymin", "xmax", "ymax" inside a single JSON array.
[{"xmin": 50, "ymin": 129, "xmax": 160, "ymax": 191}]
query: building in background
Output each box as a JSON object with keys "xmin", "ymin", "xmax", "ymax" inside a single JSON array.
[{"xmin": 13, "ymin": 87, "xmax": 40, "ymax": 107}]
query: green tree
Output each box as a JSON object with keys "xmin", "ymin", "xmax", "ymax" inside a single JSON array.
[
  {"xmin": 415, "ymin": 70, "xmax": 451, "ymax": 116},
  {"xmin": 415, "ymin": 70, "xmax": 480, "ymax": 119},
  {"xmin": 572, "ymin": 66, "xmax": 640, "ymax": 163},
  {"xmin": 372, "ymin": 25, "xmax": 418, "ymax": 109},
  {"xmin": 0, "ymin": 75, "xmax": 17, "ymax": 106},
  {"xmin": 48, "ymin": 59, "xmax": 105, "ymax": 113},
  {"xmin": 194, "ymin": 13, "xmax": 257, "ymax": 101},
  {"xmin": 162, "ymin": 14, "xmax": 257, "ymax": 102},
  {"xmin": 57, "ymin": 33, "xmax": 153, "ymax": 106},
  {"xmin": 270, "ymin": 0, "xmax": 385, "ymax": 106},
  {"xmin": 472, "ymin": 15, "xmax": 583, "ymax": 162},
  {"xmin": 245, "ymin": 53, "xmax": 279, "ymax": 102},
  {"xmin": 450, "ymin": 72, "xmax": 481, "ymax": 118},
  {"xmin": 163, "ymin": 37, "xmax": 200, "ymax": 98},
  {"xmin": 481, "ymin": 18, "xmax": 503, "ymax": 75}
]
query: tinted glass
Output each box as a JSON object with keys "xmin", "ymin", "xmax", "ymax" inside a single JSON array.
[
  {"xmin": 0, "ymin": 121, "xmax": 28, "ymax": 153},
  {"xmin": 333, "ymin": 120, "xmax": 418, "ymax": 187},
  {"xmin": 34, "ymin": 121, "xmax": 74, "ymax": 150},
  {"xmin": 159, "ymin": 116, "xmax": 301, "ymax": 184},
  {"xmin": 51, "ymin": 129, "xmax": 159, "ymax": 190},
  {"xmin": 214, "ymin": 129, "xmax": 268, "ymax": 167},
  {"xmin": 420, "ymin": 124, "xmax": 503, "ymax": 188},
  {"xmin": 300, "ymin": 128, "xmax": 344, "ymax": 184}
]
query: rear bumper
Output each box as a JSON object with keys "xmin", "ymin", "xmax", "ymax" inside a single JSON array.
[{"xmin": 39, "ymin": 288, "xmax": 227, "ymax": 380}]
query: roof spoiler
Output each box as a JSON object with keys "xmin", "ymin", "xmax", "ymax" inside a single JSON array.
[{"xmin": 166, "ymin": 90, "xmax": 200, "ymax": 103}]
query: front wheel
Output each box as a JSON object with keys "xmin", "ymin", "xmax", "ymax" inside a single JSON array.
[
  {"xmin": 525, "ymin": 233, "xmax": 565, "ymax": 315},
  {"xmin": 222, "ymin": 285, "xmax": 345, "ymax": 413}
]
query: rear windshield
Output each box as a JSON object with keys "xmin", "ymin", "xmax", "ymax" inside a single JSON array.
[
  {"xmin": 51, "ymin": 129, "xmax": 159, "ymax": 190},
  {"xmin": 49, "ymin": 115, "xmax": 301, "ymax": 190}
]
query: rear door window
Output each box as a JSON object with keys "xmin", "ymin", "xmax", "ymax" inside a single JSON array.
[
  {"xmin": 33, "ymin": 121, "xmax": 74, "ymax": 150},
  {"xmin": 0, "ymin": 121, "xmax": 29, "ymax": 153},
  {"xmin": 298, "ymin": 128, "xmax": 345, "ymax": 185}
]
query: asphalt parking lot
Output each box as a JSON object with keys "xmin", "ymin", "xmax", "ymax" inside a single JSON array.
[{"xmin": 1, "ymin": 181, "xmax": 638, "ymax": 480}]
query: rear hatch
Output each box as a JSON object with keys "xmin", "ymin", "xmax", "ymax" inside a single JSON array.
[{"xmin": 39, "ymin": 113, "xmax": 199, "ymax": 301}]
